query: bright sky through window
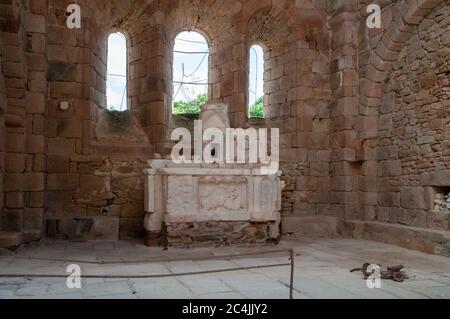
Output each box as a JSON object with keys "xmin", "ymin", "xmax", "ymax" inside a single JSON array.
[
  {"xmin": 248, "ymin": 45, "xmax": 264, "ymax": 118},
  {"xmin": 173, "ymin": 31, "xmax": 209, "ymax": 114},
  {"xmin": 107, "ymin": 32, "xmax": 127, "ymax": 111}
]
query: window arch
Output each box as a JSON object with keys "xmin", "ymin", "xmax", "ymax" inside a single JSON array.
[
  {"xmin": 172, "ymin": 31, "xmax": 209, "ymax": 115},
  {"xmin": 106, "ymin": 32, "xmax": 128, "ymax": 111},
  {"xmin": 248, "ymin": 44, "xmax": 265, "ymax": 118}
]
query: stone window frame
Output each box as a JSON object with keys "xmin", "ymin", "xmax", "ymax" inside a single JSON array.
[
  {"xmin": 105, "ymin": 29, "xmax": 131, "ymax": 113},
  {"xmin": 247, "ymin": 40, "xmax": 269, "ymax": 121},
  {"xmin": 247, "ymin": 41, "xmax": 268, "ymax": 120},
  {"xmin": 170, "ymin": 28, "xmax": 212, "ymax": 116}
]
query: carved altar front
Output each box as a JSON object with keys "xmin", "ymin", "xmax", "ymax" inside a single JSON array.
[{"xmin": 144, "ymin": 161, "xmax": 282, "ymax": 246}]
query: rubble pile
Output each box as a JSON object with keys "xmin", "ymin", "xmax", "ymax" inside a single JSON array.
[{"xmin": 434, "ymin": 192, "xmax": 450, "ymax": 211}]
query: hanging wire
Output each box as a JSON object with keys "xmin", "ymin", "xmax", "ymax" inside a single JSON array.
[
  {"xmin": 174, "ymin": 50, "xmax": 209, "ymax": 54},
  {"xmin": 108, "ymin": 73, "xmax": 126, "ymax": 78},
  {"xmin": 173, "ymin": 63, "xmax": 186, "ymax": 101},
  {"xmin": 251, "ymin": 46, "xmax": 259, "ymax": 108},
  {"xmin": 173, "ymin": 34, "xmax": 210, "ymax": 106},
  {"xmin": 119, "ymin": 84, "xmax": 127, "ymax": 111},
  {"xmin": 183, "ymin": 53, "xmax": 208, "ymax": 78},
  {"xmin": 253, "ymin": 47, "xmax": 259, "ymax": 106},
  {"xmin": 176, "ymin": 37, "xmax": 208, "ymax": 45}
]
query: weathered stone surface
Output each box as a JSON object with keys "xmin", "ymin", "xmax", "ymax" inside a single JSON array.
[
  {"xmin": 281, "ymin": 216, "xmax": 337, "ymax": 237},
  {"xmin": 0, "ymin": 232, "xmax": 23, "ymax": 249},
  {"xmin": 167, "ymin": 222, "xmax": 272, "ymax": 247},
  {"xmin": 401, "ymin": 187, "xmax": 425, "ymax": 209},
  {"xmin": 343, "ymin": 220, "xmax": 450, "ymax": 257}
]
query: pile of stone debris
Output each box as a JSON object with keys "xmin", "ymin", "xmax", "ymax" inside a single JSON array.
[
  {"xmin": 434, "ymin": 192, "xmax": 450, "ymax": 211},
  {"xmin": 350, "ymin": 263, "xmax": 409, "ymax": 282}
]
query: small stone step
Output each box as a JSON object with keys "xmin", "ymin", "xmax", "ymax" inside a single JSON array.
[{"xmin": 0, "ymin": 231, "xmax": 23, "ymax": 250}]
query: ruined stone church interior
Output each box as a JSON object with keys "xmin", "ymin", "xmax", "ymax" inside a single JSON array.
[{"xmin": 0, "ymin": 0, "xmax": 449, "ymax": 300}]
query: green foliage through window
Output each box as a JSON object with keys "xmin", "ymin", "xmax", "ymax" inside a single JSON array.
[
  {"xmin": 173, "ymin": 93, "xmax": 207, "ymax": 115},
  {"xmin": 249, "ymin": 96, "xmax": 264, "ymax": 118}
]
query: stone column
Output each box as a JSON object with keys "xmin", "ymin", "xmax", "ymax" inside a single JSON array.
[
  {"xmin": 329, "ymin": 0, "xmax": 361, "ymax": 229},
  {"xmin": 1, "ymin": 0, "xmax": 27, "ymax": 238},
  {"xmin": 0, "ymin": 52, "xmax": 6, "ymax": 231},
  {"xmin": 22, "ymin": 0, "xmax": 48, "ymax": 241}
]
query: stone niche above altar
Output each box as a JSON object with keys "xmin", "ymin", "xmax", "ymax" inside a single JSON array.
[{"xmin": 144, "ymin": 160, "xmax": 283, "ymax": 247}]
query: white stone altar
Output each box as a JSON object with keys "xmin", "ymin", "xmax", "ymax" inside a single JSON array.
[{"xmin": 143, "ymin": 103, "xmax": 283, "ymax": 246}]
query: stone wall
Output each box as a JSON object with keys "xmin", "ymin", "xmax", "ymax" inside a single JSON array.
[
  {"xmin": 378, "ymin": 1, "xmax": 450, "ymax": 230},
  {"xmin": 38, "ymin": 0, "xmax": 336, "ymax": 241},
  {"xmin": 44, "ymin": 0, "xmax": 154, "ymax": 240},
  {"xmin": 0, "ymin": 0, "xmax": 449, "ymax": 254},
  {"xmin": 341, "ymin": 0, "xmax": 450, "ymax": 256},
  {"xmin": 0, "ymin": 53, "xmax": 5, "ymax": 229}
]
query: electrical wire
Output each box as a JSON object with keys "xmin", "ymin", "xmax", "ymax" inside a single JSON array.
[
  {"xmin": 119, "ymin": 85, "xmax": 127, "ymax": 111},
  {"xmin": 108, "ymin": 73, "xmax": 126, "ymax": 78},
  {"xmin": 172, "ymin": 34, "xmax": 209, "ymax": 104},
  {"xmin": 252, "ymin": 46, "xmax": 259, "ymax": 107},
  {"xmin": 183, "ymin": 53, "xmax": 208, "ymax": 78},
  {"xmin": 174, "ymin": 50, "xmax": 209, "ymax": 55},
  {"xmin": 176, "ymin": 37, "xmax": 208, "ymax": 45}
]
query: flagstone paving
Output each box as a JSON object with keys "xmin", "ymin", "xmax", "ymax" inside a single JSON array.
[{"xmin": 0, "ymin": 238, "xmax": 449, "ymax": 299}]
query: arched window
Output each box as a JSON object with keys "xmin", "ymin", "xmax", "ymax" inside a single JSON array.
[
  {"xmin": 172, "ymin": 31, "xmax": 209, "ymax": 115},
  {"xmin": 248, "ymin": 45, "xmax": 265, "ymax": 118},
  {"xmin": 106, "ymin": 32, "xmax": 127, "ymax": 111}
]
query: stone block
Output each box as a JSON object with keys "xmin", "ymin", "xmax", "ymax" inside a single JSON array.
[
  {"xmin": 47, "ymin": 138, "xmax": 76, "ymax": 155},
  {"xmin": 24, "ymin": 208, "xmax": 44, "ymax": 230},
  {"xmin": 0, "ymin": 232, "xmax": 23, "ymax": 249},
  {"xmin": 58, "ymin": 217, "xmax": 119, "ymax": 241},
  {"xmin": 378, "ymin": 160, "xmax": 402, "ymax": 177},
  {"xmin": 330, "ymin": 176, "xmax": 354, "ymax": 192},
  {"xmin": 79, "ymin": 174, "xmax": 106, "ymax": 192},
  {"xmin": 6, "ymin": 133, "xmax": 25, "ymax": 153},
  {"xmin": 47, "ymin": 155, "xmax": 70, "ymax": 173},
  {"xmin": 26, "ymin": 134, "xmax": 45, "ymax": 154},
  {"xmin": 2, "ymin": 209, "xmax": 23, "ymax": 232},
  {"xmin": 29, "ymin": 192, "xmax": 44, "ymax": 208},
  {"xmin": 47, "ymin": 174, "xmax": 79, "ymax": 191},
  {"xmin": 120, "ymin": 218, "xmax": 145, "ymax": 240},
  {"xmin": 23, "ymin": 13, "xmax": 46, "ymax": 33},
  {"xmin": 421, "ymin": 171, "xmax": 450, "ymax": 186},
  {"xmin": 25, "ymin": 172, "xmax": 45, "ymax": 191},
  {"xmin": 378, "ymin": 192, "xmax": 400, "ymax": 207},
  {"xmin": 26, "ymin": 92, "xmax": 45, "ymax": 114},
  {"xmin": 427, "ymin": 211, "xmax": 449, "ymax": 231},
  {"xmin": 5, "ymin": 192, "xmax": 24, "ymax": 209},
  {"xmin": 5, "ymin": 153, "xmax": 25, "ymax": 173},
  {"xmin": 401, "ymin": 187, "xmax": 425, "ymax": 209},
  {"xmin": 310, "ymin": 162, "xmax": 329, "ymax": 177},
  {"xmin": 48, "ymin": 119, "xmax": 82, "ymax": 138},
  {"xmin": 4, "ymin": 174, "xmax": 23, "ymax": 192},
  {"xmin": 32, "ymin": 154, "xmax": 46, "ymax": 172},
  {"xmin": 121, "ymin": 203, "xmax": 145, "ymax": 218},
  {"xmin": 281, "ymin": 216, "xmax": 337, "ymax": 237}
]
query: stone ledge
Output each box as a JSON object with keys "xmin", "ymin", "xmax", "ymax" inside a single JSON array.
[
  {"xmin": 56, "ymin": 216, "xmax": 120, "ymax": 241},
  {"xmin": 0, "ymin": 232, "xmax": 23, "ymax": 250},
  {"xmin": 343, "ymin": 220, "xmax": 450, "ymax": 257},
  {"xmin": 420, "ymin": 171, "xmax": 450, "ymax": 186},
  {"xmin": 281, "ymin": 216, "xmax": 338, "ymax": 237}
]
